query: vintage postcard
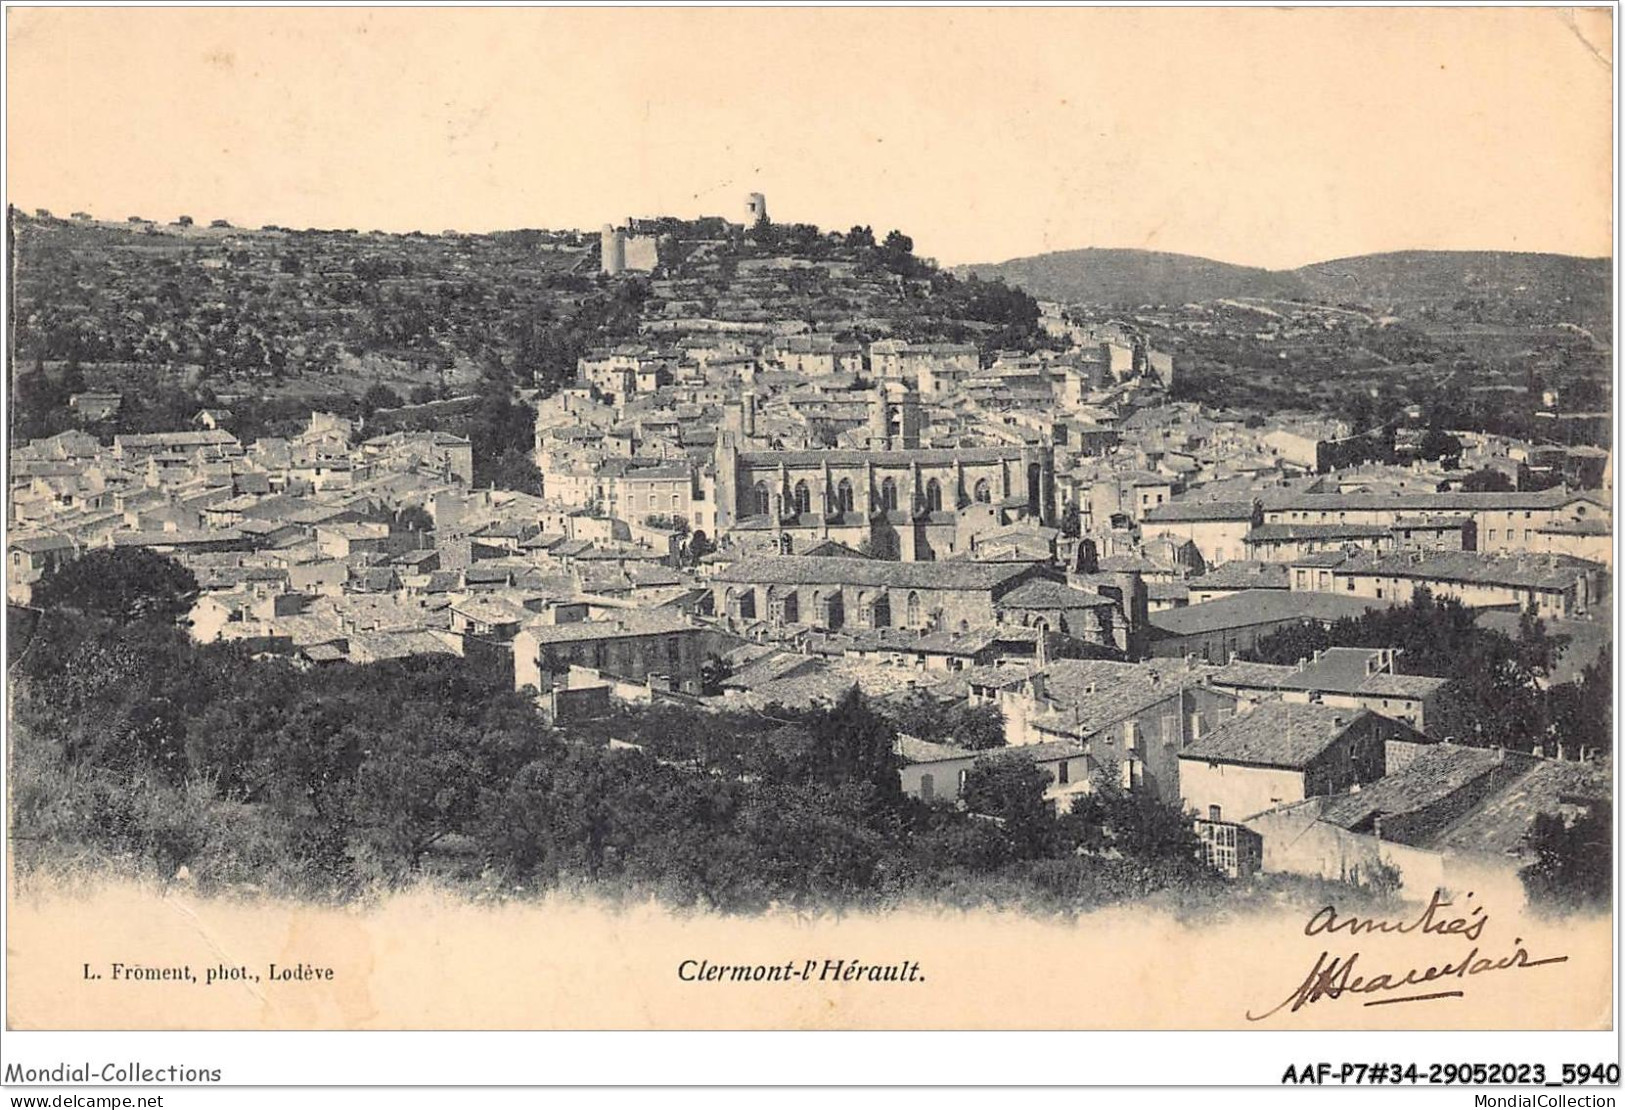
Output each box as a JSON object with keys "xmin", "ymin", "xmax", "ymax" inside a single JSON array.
[{"xmin": 1, "ymin": 3, "xmax": 1616, "ymax": 1072}]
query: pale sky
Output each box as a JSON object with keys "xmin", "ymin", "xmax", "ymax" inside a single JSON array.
[{"xmin": 6, "ymin": 7, "xmax": 1614, "ymax": 268}]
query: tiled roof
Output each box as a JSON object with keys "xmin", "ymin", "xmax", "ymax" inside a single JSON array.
[
  {"xmin": 1426, "ymin": 758, "xmax": 1611, "ymax": 857},
  {"xmin": 520, "ymin": 610, "xmax": 695, "ymax": 645},
  {"xmin": 1142, "ymin": 499, "xmax": 1256, "ymax": 523},
  {"xmin": 715, "ymin": 555, "xmax": 1037, "ymax": 592},
  {"xmin": 1181, "ymin": 702, "xmax": 1366, "ymax": 770},
  {"xmin": 1189, "ymin": 561, "xmax": 1290, "ymax": 590},
  {"xmin": 1260, "ymin": 487, "xmax": 1591, "ymax": 513},
  {"xmin": 1147, "ymin": 581, "xmax": 1190, "ymax": 601},
  {"xmin": 1029, "ymin": 659, "xmax": 1211, "ymax": 734},
  {"xmin": 737, "ymin": 446, "xmax": 1026, "ymax": 468},
  {"xmin": 984, "ymin": 739, "xmax": 1089, "ymax": 764},
  {"xmin": 1316, "ymin": 744, "xmax": 1521, "ymax": 832},
  {"xmin": 896, "ymin": 735, "xmax": 976, "ymax": 764},
  {"xmin": 1247, "ymin": 523, "xmax": 1389, "ymax": 542},
  {"xmin": 1149, "ymin": 590, "xmax": 1397, "ymax": 636},
  {"xmin": 997, "ymin": 580, "xmax": 1112, "ymax": 610},
  {"xmin": 1338, "ymin": 551, "xmax": 1602, "ymax": 591}
]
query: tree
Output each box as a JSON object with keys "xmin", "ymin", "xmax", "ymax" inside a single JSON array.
[
  {"xmin": 1059, "ymin": 502, "xmax": 1082, "ymax": 539},
  {"xmin": 844, "ymin": 225, "xmax": 875, "ymax": 250},
  {"xmin": 951, "ymin": 704, "xmax": 1007, "ymax": 751},
  {"xmin": 961, "ymin": 755, "xmax": 1057, "ymax": 859},
  {"xmin": 1460, "ymin": 467, "xmax": 1514, "ymax": 493},
  {"xmin": 1418, "ymin": 429, "xmax": 1463, "ymax": 463},
  {"xmin": 882, "ymin": 691, "xmax": 1006, "ymax": 751},
  {"xmin": 810, "ymin": 686, "xmax": 902, "ymax": 800},
  {"xmin": 393, "ymin": 505, "xmax": 436, "ymax": 533},
  {"xmin": 1513, "ymin": 604, "xmax": 1568, "ymax": 682},
  {"xmin": 699, "ymin": 653, "xmax": 734, "ymax": 697},
  {"xmin": 33, "ymin": 548, "xmax": 198, "ymax": 626},
  {"xmin": 482, "ymin": 447, "xmax": 544, "ymax": 495},
  {"xmin": 1547, "ymin": 645, "xmax": 1611, "ymax": 760},
  {"xmin": 1520, "ymin": 802, "xmax": 1611, "ymax": 910},
  {"xmin": 360, "ymin": 383, "xmax": 402, "ymax": 415},
  {"xmin": 1061, "ymin": 780, "xmax": 1202, "ymax": 867}
]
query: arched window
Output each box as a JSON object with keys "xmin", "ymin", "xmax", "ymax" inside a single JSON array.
[
  {"xmin": 925, "ymin": 478, "xmax": 943, "ymax": 513},
  {"xmin": 779, "ymin": 533, "xmax": 794, "ymax": 555},
  {"xmin": 836, "ymin": 478, "xmax": 854, "ymax": 515},
  {"xmin": 735, "ymin": 588, "xmax": 757, "ymax": 620},
  {"xmin": 906, "ymin": 591, "xmax": 922, "ymax": 627},
  {"xmin": 880, "ymin": 477, "xmax": 898, "ymax": 512},
  {"xmin": 753, "ymin": 481, "xmax": 772, "ymax": 516},
  {"xmin": 973, "ymin": 478, "xmax": 992, "ymax": 504},
  {"xmin": 782, "ymin": 591, "xmax": 799, "ymax": 624},
  {"xmin": 793, "ymin": 480, "xmax": 811, "ymax": 516},
  {"xmin": 873, "ymin": 592, "xmax": 892, "ymax": 628}
]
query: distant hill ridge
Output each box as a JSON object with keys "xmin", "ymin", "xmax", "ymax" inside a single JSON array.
[{"xmin": 956, "ymin": 247, "xmax": 1611, "ymax": 324}]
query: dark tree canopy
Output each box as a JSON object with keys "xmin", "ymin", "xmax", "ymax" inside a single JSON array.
[
  {"xmin": 882, "ymin": 691, "xmax": 1006, "ymax": 751},
  {"xmin": 33, "ymin": 548, "xmax": 198, "ymax": 626},
  {"xmin": 1460, "ymin": 467, "xmax": 1515, "ymax": 493},
  {"xmin": 1243, "ymin": 592, "xmax": 1597, "ymax": 757},
  {"xmin": 961, "ymin": 755, "xmax": 1057, "ymax": 859},
  {"xmin": 1520, "ymin": 802, "xmax": 1611, "ymax": 911}
]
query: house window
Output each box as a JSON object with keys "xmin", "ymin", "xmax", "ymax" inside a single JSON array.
[
  {"xmin": 1209, "ymin": 805, "xmax": 1222, "ymax": 821},
  {"xmin": 1057, "ymin": 760, "xmax": 1070, "ymax": 785},
  {"xmin": 958, "ymin": 768, "xmax": 969, "ymax": 791},
  {"xmin": 920, "ymin": 773, "xmax": 935, "ymax": 801}
]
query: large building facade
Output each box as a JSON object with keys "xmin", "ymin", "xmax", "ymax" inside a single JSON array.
[{"xmin": 713, "ymin": 437, "xmax": 1058, "ymax": 561}]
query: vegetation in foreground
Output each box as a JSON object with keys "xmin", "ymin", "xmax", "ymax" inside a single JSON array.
[
  {"xmin": 11, "ymin": 551, "xmax": 1222, "ymax": 915},
  {"xmin": 8, "ymin": 551, "xmax": 1608, "ymax": 915}
]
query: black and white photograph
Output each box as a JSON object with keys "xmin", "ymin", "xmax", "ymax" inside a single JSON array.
[{"xmin": 0, "ymin": 2, "xmax": 1617, "ymax": 1094}]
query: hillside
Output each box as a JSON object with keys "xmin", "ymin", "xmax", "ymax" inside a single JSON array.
[
  {"xmin": 7, "ymin": 211, "xmax": 1048, "ymax": 446},
  {"xmin": 956, "ymin": 248, "xmax": 1307, "ymax": 308},
  {"xmin": 959, "ymin": 247, "xmax": 1611, "ymax": 339},
  {"xmin": 1294, "ymin": 251, "xmax": 1613, "ymax": 337}
]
